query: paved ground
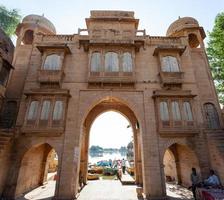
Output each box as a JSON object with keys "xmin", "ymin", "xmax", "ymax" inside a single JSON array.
[
  {"xmin": 166, "ymin": 183, "xmax": 193, "ymax": 200},
  {"xmin": 77, "ymin": 180, "xmax": 139, "ymax": 200},
  {"xmin": 16, "ymin": 180, "xmax": 193, "ymax": 200},
  {"xmin": 120, "ymin": 172, "xmax": 135, "ymax": 184},
  {"xmin": 17, "ymin": 181, "xmax": 56, "ymax": 200}
]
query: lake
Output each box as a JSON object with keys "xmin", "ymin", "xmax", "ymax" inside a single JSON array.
[{"xmin": 88, "ymin": 152, "xmax": 127, "ymax": 164}]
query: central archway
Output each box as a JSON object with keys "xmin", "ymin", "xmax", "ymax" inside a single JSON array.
[{"xmin": 78, "ymin": 97, "xmax": 143, "ymax": 192}]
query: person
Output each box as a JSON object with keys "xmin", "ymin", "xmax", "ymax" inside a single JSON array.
[
  {"xmin": 109, "ymin": 159, "xmax": 112, "ymax": 167},
  {"xmin": 121, "ymin": 158, "xmax": 126, "ymax": 174},
  {"xmin": 190, "ymin": 168, "xmax": 200, "ymax": 199},
  {"xmin": 204, "ymin": 169, "xmax": 220, "ymax": 187}
]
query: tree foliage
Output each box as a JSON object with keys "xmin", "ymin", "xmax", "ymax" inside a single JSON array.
[
  {"xmin": 0, "ymin": 5, "xmax": 21, "ymax": 37},
  {"xmin": 207, "ymin": 12, "xmax": 224, "ymax": 104}
]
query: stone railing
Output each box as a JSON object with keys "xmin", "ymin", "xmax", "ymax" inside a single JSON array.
[
  {"xmin": 38, "ymin": 69, "xmax": 64, "ymax": 84},
  {"xmin": 88, "ymin": 71, "xmax": 136, "ymax": 84},
  {"xmin": 159, "ymin": 71, "xmax": 184, "ymax": 86},
  {"xmin": 36, "ymin": 34, "xmax": 75, "ymax": 43},
  {"xmin": 149, "ymin": 36, "xmax": 183, "ymax": 46},
  {"xmin": 78, "ymin": 28, "xmax": 147, "ymax": 41}
]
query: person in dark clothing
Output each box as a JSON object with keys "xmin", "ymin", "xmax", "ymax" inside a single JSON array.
[
  {"xmin": 121, "ymin": 158, "xmax": 126, "ymax": 174},
  {"xmin": 190, "ymin": 168, "xmax": 200, "ymax": 199}
]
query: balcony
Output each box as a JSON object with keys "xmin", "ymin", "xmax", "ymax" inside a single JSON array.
[
  {"xmin": 21, "ymin": 126, "xmax": 64, "ymax": 136},
  {"xmin": 38, "ymin": 69, "xmax": 64, "ymax": 84},
  {"xmin": 88, "ymin": 71, "xmax": 136, "ymax": 85},
  {"xmin": 21, "ymin": 115, "xmax": 65, "ymax": 136},
  {"xmin": 159, "ymin": 71, "xmax": 184, "ymax": 87},
  {"xmin": 158, "ymin": 116, "xmax": 198, "ymax": 137}
]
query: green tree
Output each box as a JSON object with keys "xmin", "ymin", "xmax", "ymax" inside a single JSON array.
[
  {"xmin": 207, "ymin": 12, "xmax": 224, "ymax": 104},
  {"xmin": 0, "ymin": 5, "xmax": 21, "ymax": 37}
]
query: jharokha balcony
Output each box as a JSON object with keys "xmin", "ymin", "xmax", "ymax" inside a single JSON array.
[
  {"xmin": 38, "ymin": 69, "xmax": 64, "ymax": 84},
  {"xmin": 159, "ymin": 71, "xmax": 184, "ymax": 87},
  {"xmin": 88, "ymin": 71, "xmax": 136, "ymax": 85}
]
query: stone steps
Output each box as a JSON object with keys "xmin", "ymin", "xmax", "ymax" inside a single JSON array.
[{"xmin": 207, "ymin": 131, "xmax": 224, "ymax": 155}]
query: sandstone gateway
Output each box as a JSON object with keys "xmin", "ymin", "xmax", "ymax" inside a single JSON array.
[{"xmin": 0, "ymin": 10, "xmax": 224, "ymax": 199}]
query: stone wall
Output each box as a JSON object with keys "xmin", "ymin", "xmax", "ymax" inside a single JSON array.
[
  {"xmin": 15, "ymin": 145, "xmax": 46, "ymax": 197},
  {"xmin": 177, "ymin": 145, "xmax": 200, "ymax": 187},
  {"xmin": 0, "ymin": 142, "xmax": 12, "ymax": 195},
  {"xmin": 163, "ymin": 150, "xmax": 177, "ymax": 182}
]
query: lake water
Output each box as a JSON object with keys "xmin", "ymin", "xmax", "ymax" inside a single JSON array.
[{"xmin": 89, "ymin": 152, "xmax": 127, "ymax": 164}]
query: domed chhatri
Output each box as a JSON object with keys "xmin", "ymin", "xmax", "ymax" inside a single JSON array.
[
  {"xmin": 17, "ymin": 14, "xmax": 56, "ymax": 35},
  {"xmin": 166, "ymin": 17, "xmax": 199, "ymax": 36}
]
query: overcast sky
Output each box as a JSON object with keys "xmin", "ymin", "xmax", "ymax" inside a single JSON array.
[
  {"xmin": 1, "ymin": 0, "xmax": 223, "ymax": 147},
  {"xmin": 89, "ymin": 111, "xmax": 133, "ymax": 148}
]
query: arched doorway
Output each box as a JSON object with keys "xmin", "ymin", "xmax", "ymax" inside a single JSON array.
[
  {"xmin": 163, "ymin": 143, "xmax": 200, "ymax": 199},
  {"xmin": 15, "ymin": 143, "xmax": 59, "ymax": 199},
  {"xmin": 78, "ymin": 98, "xmax": 143, "ymax": 192},
  {"xmin": 88, "ymin": 111, "xmax": 134, "ymax": 174}
]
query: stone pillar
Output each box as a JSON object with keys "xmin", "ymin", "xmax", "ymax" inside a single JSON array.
[
  {"xmin": 141, "ymin": 91, "xmax": 166, "ymax": 199},
  {"xmin": 55, "ymin": 130, "xmax": 78, "ymax": 200},
  {"xmin": 137, "ymin": 129, "xmax": 143, "ymax": 186},
  {"xmin": 133, "ymin": 127, "xmax": 139, "ymax": 184},
  {"xmin": 54, "ymin": 95, "xmax": 80, "ymax": 200}
]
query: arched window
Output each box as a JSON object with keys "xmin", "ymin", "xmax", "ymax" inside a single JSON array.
[
  {"xmin": 160, "ymin": 101, "xmax": 169, "ymax": 121},
  {"xmin": 27, "ymin": 101, "xmax": 39, "ymax": 120},
  {"xmin": 53, "ymin": 100, "xmax": 63, "ymax": 121},
  {"xmin": 204, "ymin": 103, "xmax": 220, "ymax": 129},
  {"xmin": 91, "ymin": 52, "xmax": 101, "ymax": 72},
  {"xmin": 40, "ymin": 100, "xmax": 51, "ymax": 120},
  {"xmin": 105, "ymin": 52, "xmax": 119, "ymax": 72},
  {"xmin": 171, "ymin": 101, "xmax": 181, "ymax": 121},
  {"xmin": 122, "ymin": 52, "xmax": 133, "ymax": 72},
  {"xmin": 161, "ymin": 56, "xmax": 179, "ymax": 72},
  {"xmin": 22, "ymin": 30, "xmax": 34, "ymax": 45},
  {"xmin": 43, "ymin": 54, "xmax": 61, "ymax": 70},
  {"xmin": 183, "ymin": 102, "xmax": 193, "ymax": 121},
  {"xmin": 188, "ymin": 33, "xmax": 200, "ymax": 48}
]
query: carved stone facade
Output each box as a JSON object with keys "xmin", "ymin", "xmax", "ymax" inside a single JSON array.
[{"xmin": 0, "ymin": 11, "xmax": 224, "ymax": 200}]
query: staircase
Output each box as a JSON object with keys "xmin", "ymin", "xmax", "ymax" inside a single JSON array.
[
  {"xmin": 206, "ymin": 130, "xmax": 224, "ymax": 183},
  {"xmin": 207, "ymin": 130, "xmax": 224, "ymax": 154},
  {"xmin": 0, "ymin": 133, "xmax": 12, "ymax": 155}
]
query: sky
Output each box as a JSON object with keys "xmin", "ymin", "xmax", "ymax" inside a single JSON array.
[
  {"xmin": 89, "ymin": 111, "xmax": 133, "ymax": 148},
  {"xmin": 1, "ymin": 0, "xmax": 224, "ymax": 39},
  {"xmin": 1, "ymin": 0, "xmax": 223, "ymax": 147}
]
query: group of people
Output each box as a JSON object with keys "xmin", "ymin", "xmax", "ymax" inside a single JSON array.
[
  {"xmin": 190, "ymin": 168, "xmax": 222, "ymax": 199},
  {"xmin": 108, "ymin": 158, "xmax": 127, "ymax": 174}
]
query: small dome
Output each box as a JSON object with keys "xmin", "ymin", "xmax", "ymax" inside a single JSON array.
[
  {"xmin": 166, "ymin": 17, "xmax": 199, "ymax": 36},
  {"xmin": 21, "ymin": 14, "xmax": 56, "ymax": 34}
]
